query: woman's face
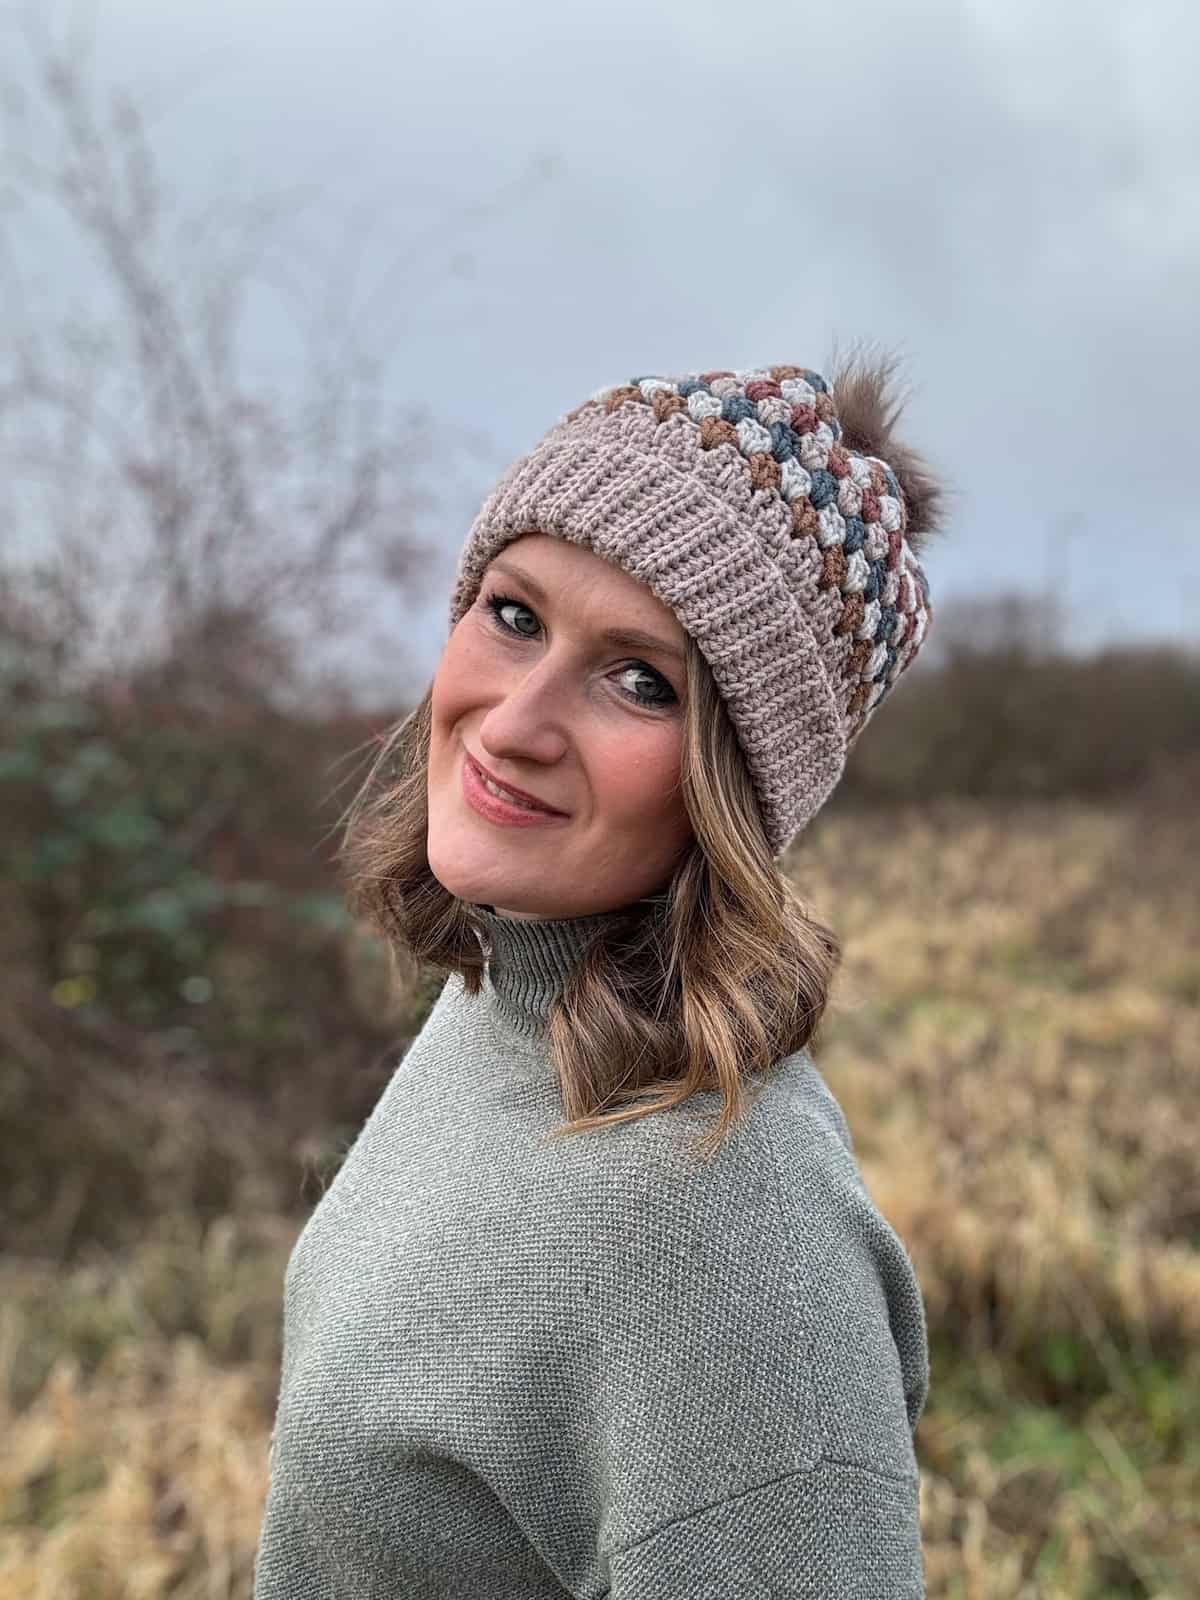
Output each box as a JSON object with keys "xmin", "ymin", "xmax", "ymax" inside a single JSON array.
[{"xmin": 427, "ymin": 533, "xmax": 693, "ymax": 920}]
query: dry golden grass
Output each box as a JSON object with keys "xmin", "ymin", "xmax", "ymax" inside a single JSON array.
[
  {"xmin": 0, "ymin": 1215, "xmax": 292, "ymax": 1599},
  {"xmin": 795, "ymin": 798, "xmax": 1200, "ymax": 1597},
  {"xmin": 2, "ymin": 799, "xmax": 1196, "ymax": 1597}
]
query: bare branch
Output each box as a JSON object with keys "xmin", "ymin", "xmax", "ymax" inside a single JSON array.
[{"xmin": 0, "ymin": 9, "xmax": 533, "ymax": 710}]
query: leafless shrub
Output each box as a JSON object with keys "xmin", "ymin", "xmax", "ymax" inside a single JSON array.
[{"xmin": 0, "ymin": 5, "xmax": 525, "ymax": 714}]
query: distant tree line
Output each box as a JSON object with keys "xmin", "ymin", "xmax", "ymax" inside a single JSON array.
[{"xmin": 842, "ymin": 595, "xmax": 1198, "ymax": 806}]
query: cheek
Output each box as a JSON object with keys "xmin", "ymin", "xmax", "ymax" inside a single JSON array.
[
  {"xmin": 431, "ymin": 623, "xmax": 483, "ymax": 726},
  {"xmin": 590, "ymin": 726, "xmax": 683, "ymax": 821}
]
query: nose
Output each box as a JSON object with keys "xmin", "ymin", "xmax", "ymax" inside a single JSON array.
[{"xmin": 476, "ymin": 657, "xmax": 570, "ymax": 768}]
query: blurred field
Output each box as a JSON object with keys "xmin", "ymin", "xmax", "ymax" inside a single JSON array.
[{"xmin": 2, "ymin": 795, "xmax": 1198, "ymax": 1599}]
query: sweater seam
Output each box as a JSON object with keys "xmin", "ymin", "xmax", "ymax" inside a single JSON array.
[
  {"xmin": 744, "ymin": 1115, "xmax": 847, "ymax": 1467},
  {"xmin": 595, "ymin": 1455, "xmax": 919, "ymax": 1592}
]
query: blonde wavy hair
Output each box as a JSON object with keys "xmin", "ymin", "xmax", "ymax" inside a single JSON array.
[{"xmin": 337, "ymin": 633, "xmax": 841, "ymax": 1165}]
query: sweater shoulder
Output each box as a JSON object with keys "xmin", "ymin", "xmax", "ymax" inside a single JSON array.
[{"xmin": 535, "ymin": 1049, "xmax": 929, "ymax": 1465}]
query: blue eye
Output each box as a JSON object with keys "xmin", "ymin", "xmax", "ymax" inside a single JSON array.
[{"xmin": 481, "ymin": 590, "xmax": 677, "ymax": 711}]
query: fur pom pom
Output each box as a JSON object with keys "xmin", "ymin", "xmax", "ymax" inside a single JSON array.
[{"xmin": 828, "ymin": 343, "xmax": 946, "ymax": 555}]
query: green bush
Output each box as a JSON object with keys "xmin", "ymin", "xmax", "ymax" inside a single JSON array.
[{"xmin": 0, "ymin": 661, "xmax": 413, "ymax": 1258}]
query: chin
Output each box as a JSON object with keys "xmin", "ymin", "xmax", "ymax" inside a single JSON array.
[
  {"xmin": 428, "ymin": 853, "xmax": 562, "ymax": 921},
  {"xmin": 426, "ymin": 833, "xmax": 516, "ymax": 910}
]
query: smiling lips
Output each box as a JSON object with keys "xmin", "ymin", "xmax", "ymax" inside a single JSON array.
[{"xmin": 464, "ymin": 751, "xmax": 568, "ymax": 817}]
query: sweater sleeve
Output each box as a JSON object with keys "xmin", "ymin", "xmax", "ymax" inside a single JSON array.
[
  {"xmin": 519, "ymin": 1112, "xmax": 929, "ymax": 1600},
  {"xmin": 602, "ymin": 1458, "xmax": 925, "ymax": 1599}
]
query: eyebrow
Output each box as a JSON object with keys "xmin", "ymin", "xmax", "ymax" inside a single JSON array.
[{"xmin": 487, "ymin": 557, "xmax": 686, "ymax": 666}]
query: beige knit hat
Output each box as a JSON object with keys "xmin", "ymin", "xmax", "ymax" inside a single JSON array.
[{"xmin": 448, "ymin": 361, "xmax": 943, "ymax": 858}]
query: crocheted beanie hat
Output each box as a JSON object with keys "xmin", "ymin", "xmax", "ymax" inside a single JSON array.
[{"xmin": 447, "ymin": 360, "xmax": 942, "ymax": 859}]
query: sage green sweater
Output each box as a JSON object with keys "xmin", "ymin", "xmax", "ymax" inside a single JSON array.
[{"xmin": 253, "ymin": 901, "xmax": 930, "ymax": 1598}]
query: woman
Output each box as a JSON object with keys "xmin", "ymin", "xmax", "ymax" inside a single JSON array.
[{"xmin": 254, "ymin": 351, "xmax": 945, "ymax": 1598}]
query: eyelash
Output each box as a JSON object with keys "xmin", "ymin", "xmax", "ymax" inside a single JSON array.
[{"xmin": 481, "ymin": 590, "xmax": 678, "ymax": 712}]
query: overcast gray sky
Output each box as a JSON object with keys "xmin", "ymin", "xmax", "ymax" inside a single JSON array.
[{"xmin": 8, "ymin": 0, "xmax": 1199, "ymax": 688}]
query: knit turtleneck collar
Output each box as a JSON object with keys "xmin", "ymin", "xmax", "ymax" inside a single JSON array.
[{"xmin": 467, "ymin": 894, "xmax": 666, "ymax": 1051}]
